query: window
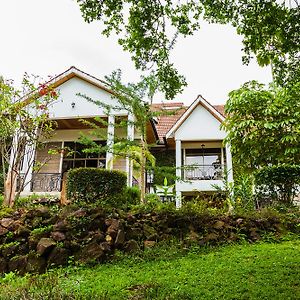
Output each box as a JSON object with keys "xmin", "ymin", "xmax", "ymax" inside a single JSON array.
[
  {"xmin": 62, "ymin": 141, "xmax": 106, "ymax": 173},
  {"xmin": 185, "ymin": 148, "xmax": 221, "ymax": 166},
  {"xmin": 184, "ymin": 148, "xmax": 224, "ymax": 180}
]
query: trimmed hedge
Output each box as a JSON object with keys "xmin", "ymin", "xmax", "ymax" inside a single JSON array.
[
  {"xmin": 67, "ymin": 168, "xmax": 127, "ymax": 204},
  {"xmin": 255, "ymin": 164, "xmax": 300, "ymax": 206}
]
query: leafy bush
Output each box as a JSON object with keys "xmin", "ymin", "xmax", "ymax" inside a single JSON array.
[
  {"xmin": 67, "ymin": 168, "xmax": 127, "ymax": 205},
  {"xmin": 124, "ymin": 186, "xmax": 141, "ymax": 206},
  {"xmin": 255, "ymin": 164, "xmax": 300, "ymax": 207},
  {"xmin": 151, "ymin": 150, "xmax": 176, "ymax": 185},
  {"xmin": 233, "ymin": 174, "xmax": 255, "ymax": 210}
]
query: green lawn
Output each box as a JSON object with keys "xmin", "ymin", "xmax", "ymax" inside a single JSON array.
[{"xmin": 1, "ymin": 240, "xmax": 300, "ymax": 300}]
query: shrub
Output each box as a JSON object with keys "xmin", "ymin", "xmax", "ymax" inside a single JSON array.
[
  {"xmin": 124, "ymin": 186, "xmax": 141, "ymax": 206},
  {"xmin": 67, "ymin": 168, "xmax": 127, "ymax": 205},
  {"xmin": 255, "ymin": 164, "xmax": 300, "ymax": 207}
]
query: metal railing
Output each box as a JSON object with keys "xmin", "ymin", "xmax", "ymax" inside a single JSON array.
[
  {"xmin": 182, "ymin": 164, "xmax": 224, "ymax": 180},
  {"xmin": 31, "ymin": 173, "xmax": 62, "ymax": 192}
]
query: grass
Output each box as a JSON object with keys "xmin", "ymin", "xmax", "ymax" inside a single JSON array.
[{"xmin": 1, "ymin": 239, "xmax": 299, "ymax": 299}]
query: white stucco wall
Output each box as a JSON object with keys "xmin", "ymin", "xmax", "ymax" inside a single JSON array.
[
  {"xmin": 48, "ymin": 77, "xmax": 127, "ymax": 119},
  {"xmin": 174, "ymin": 104, "xmax": 226, "ymax": 141}
]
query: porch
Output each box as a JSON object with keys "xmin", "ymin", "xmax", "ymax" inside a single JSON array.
[{"xmin": 175, "ymin": 140, "xmax": 233, "ymax": 207}]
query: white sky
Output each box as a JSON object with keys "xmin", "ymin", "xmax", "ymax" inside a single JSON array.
[{"xmin": 0, "ymin": 0, "xmax": 272, "ymax": 105}]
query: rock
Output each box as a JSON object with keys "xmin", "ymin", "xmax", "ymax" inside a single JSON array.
[
  {"xmin": 26, "ymin": 253, "xmax": 46, "ymax": 274},
  {"xmin": 213, "ymin": 220, "xmax": 225, "ymax": 230},
  {"xmin": 143, "ymin": 224, "xmax": 157, "ymax": 239},
  {"xmin": 107, "ymin": 219, "xmax": 120, "ymax": 239},
  {"xmin": 80, "ymin": 243, "xmax": 105, "ymax": 262},
  {"xmin": 8, "ymin": 255, "xmax": 27, "ymax": 275},
  {"xmin": 0, "ymin": 257, "xmax": 7, "ymax": 274},
  {"xmin": 12, "ymin": 222, "xmax": 28, "ymax": 235},
  {"xmin": 70, "ymin": 209, "xmax": 87, "ymax": 218},
  {"xmin": 124, "ymin": 240, "xmax": 140, "ymax": 253},
  {"xmin": 34, "ymin": 207, "xmax": 51, "ymax": 218},
  {"xmin": 2, "ymin": 243, "xmax": 19, "ymax": 258},
  {"xmin": 0, "ymin": 218, "xmax": 14, "ymax": 228},
  {"xmin": 236, "ymin": 218, "xmax": 244, "ymax": 225},
  {"xmin": 51, "ymin": 231, "xmax": 66, "ymax": 242},
  {"xmin": 144, "ymin": 240, "xmax": 156, "ymax": 248},
  {"xmin": 0, "ymin": 226, "xmax": 8, "ymax": 236},
  {"xmin": 53, "ymin": 220, "xmax": 69, "ymax": 232},
  {"xmin": 37, "ymin": 238, "xmax": 56, "ymax": 256},
  {"xmin": 250, "ymin": 228, "xmax": 261, "ymax": 241},
  {"xmin": 91, "ymin": 231, "xmax": 105, "ymax": 243},
  {"xmin": 204, "ymin": 232, "xmax": 219, "ymax": 242},
  {"xmin": 188, "ymin": 230, "xmax": 199, "ymax": 242},
  {"xmin": 126, "ymin": 227, "xmax": 143, "ymax": 240},
  {"xmin": 105, "ymin": 235, "xmax": 113, "ymax": 244},
  {"xmin": 48, "ymin": 247, "xmax": 70, "ymax": 267},
  {"xmin": 115, "ymin": 229, "xmax": 125, "ymax": 246},
  {"xmin": 99, "ymin": 242, "xmax": 111, "ymax": 252}
]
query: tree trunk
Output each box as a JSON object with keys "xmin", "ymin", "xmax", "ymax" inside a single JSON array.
[{"xmin": 3, "ymin": 170, "xmax": 17, "ymax": 207}]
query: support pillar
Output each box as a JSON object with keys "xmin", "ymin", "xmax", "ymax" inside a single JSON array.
[
  {"xmin": 175, "ymin": 139, "xmax": 182, "ymax": 208},
  {"xmin": 225, "ymin": 144, "xmax": 234, "ymax": 184},
  {"xmin": 126, "ymin": 113, "xmax": 134, "ymax": 186},
  {"xmin": 106, "ymin": 115, "xmax": 115, "ymax": 170}
]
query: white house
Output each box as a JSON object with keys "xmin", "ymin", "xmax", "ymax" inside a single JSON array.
[{"xmin": 16, "ymin": 66, "xmax": 233, "ymax": 207}]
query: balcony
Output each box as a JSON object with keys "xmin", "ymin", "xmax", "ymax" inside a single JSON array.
[{"xmin": 182, "ymin": 164, "xmax": 224, "ymax": 181}]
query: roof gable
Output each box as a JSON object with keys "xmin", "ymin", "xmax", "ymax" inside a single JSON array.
[{"xmin": 166, "ymin": 96, "xmax": 225, "ymax": 139}]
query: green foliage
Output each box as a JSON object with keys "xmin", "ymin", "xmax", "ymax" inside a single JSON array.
[
  {"xmin": 0, "ymin": 205, "xmax": 13, "ymax": 219},
  {"xmin": 67, "ymin": 167, "xmax": 127, "ymax": 205},
  {"xmin": 222, "ymin": 81, "xmax": 300, "ymax": 171},
  {"xmin": 0, "ymin": 75, "xmax": 58, "ymax": 207},
  {"xmin": 31, "ymin": 225, "xmax": 53, "ymax": 236},
  {"xmin": 131, "ymin": 193, "xmax": 175, "ymax": 214},
  {"xmin": 1, "ymin": 241, "xmax": 300, "ymax": 299},
  {"xmin": 76, "ymin": 0, "xmax": 299, "ymax": 97},
  {"xmin": 151, "ymin": 149, "xmax": 176, "ymax": 185},
  {"xmin": 255, "ymin": 164, "xmax": 300, "ymax": 207},
  {"xmin": 124, "ymin": 186, "xmax": 141, "ymax": 206},
  {"xmin": 233, "ymin": 173, "xmax": 255, "ymax": 210}
]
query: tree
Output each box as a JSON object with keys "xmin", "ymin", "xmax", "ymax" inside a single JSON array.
[
  {"xmin": 78, "ymin": 70, "xmax": 167, "ymax": 203},
  {"xmin": 76, "ymin": 0, "xmax": 299, "ymax": 98},
  {"xmin": 0, "ymin": 75, "xmax": 58, "ymax": 207},
  {"xmin": 221, "ymin": 80, "xmax": 300, "ymax": 172}
]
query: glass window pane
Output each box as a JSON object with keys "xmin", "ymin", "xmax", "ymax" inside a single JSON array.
[{"xmin": 86, "ymin": 160, "xmax": 98, "ymax": 168}]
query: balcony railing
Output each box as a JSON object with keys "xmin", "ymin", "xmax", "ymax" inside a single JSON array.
[
  {"xmin": 182, "ymin": 164, "xmax": 224, "ymax": 181},
  {"xmin": 31, "ymin": 173, "xmax": 62, "ymax": 192}
]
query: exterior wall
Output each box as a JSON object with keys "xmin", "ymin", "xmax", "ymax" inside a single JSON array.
[
  {"xmin": 174, "ymin": 104, "xmax": 226, "ymax": 141},
  {"xmin": 177, "ymin": 180, "xmax": 224, "ymax": 193},
  {"xmin": 113, "ymin": 158, "xmax": 127, "ymax": 172},
  {"xmin": 48, "ymin": 128, "xmax": 127, "ymax": 142},
  {"xmin": 35, "ymin": 142, "xmax": 62, "ymax": 174},
  {"xmin": 48, "ymin": 77, "xmax": 128, "ymax": 119}
]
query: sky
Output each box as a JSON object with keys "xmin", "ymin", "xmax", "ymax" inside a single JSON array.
[{"xmin": 0, "ymin": 0, "xmax": 272, "ymax": 105}]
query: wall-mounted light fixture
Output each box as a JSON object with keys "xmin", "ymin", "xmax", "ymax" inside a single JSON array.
[{"xmin": 71, "ymin": 102, "xmax": 75, "ymax": 109}]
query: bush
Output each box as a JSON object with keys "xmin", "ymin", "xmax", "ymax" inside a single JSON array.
[
  {"xmin": 124, "ymin": 186, "xmax": 141, "ymax": 206},
  {"xmin": 67, "ymin": 168, "xmax": 127, "ymax": 205},
  {"xmin": 255, "ymin": 164, "xmax": 300, "ymax": 207}
]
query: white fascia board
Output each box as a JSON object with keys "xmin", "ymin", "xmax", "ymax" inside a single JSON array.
[{"xmin": 165, "ymin": 95, "xmax": 225, "ymax": 139}]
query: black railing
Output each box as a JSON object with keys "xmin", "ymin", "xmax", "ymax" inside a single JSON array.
[
  {"xmin": 31, "ymin": 173, "xmax": 62, "ymax": 192},
  {"xmin": 182, "ymin": 164, "xmax": 224, "ymax": 180}
]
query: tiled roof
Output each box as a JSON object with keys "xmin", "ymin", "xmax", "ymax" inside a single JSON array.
[
  {"xmin": 151, "ymin": 103, "xmax": 187, "ymax": 142},
  {"xmin": 213, "ymin": 104, "xmax": 225, "ymax": 116},
  {"xmin": 151, "ymin": 102, "xmax": 225, "ymax": 142}
]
